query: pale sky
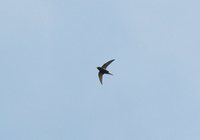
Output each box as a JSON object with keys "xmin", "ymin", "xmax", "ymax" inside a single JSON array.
[{"xmin": 0, "ymin": 0, "xmax": 200, "ymax": 140}]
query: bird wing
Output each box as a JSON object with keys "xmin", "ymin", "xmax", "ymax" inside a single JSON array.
[
  {"xmin": 101, "ymin": 59, "xmax": 115, "ymax": 69},
  {"xmin": 98, "ymin": 72, "xmax": 103, "ymax": 84}
]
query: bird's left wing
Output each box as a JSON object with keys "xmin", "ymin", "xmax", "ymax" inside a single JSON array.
[{"xmin": 102, "ymin": 59, "xmax": 115, "ymax": 69}]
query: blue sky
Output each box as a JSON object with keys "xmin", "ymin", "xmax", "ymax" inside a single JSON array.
[{"xmin": 0, "ymin": 0, "xmax": 200, "ymax": 140}]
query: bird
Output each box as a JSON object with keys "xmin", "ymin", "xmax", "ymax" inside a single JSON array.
[{"xmin": 97, "ymin": 59, "xmax": 115, "ymax": 84}]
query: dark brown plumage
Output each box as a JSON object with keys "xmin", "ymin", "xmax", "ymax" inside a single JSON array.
[{"xmin": 97, "ymin": 59, "xmax": 115, "ymax": 84}]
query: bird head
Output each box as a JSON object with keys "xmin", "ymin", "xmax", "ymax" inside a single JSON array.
[{"xmin": 97, "ymin": 67, "xmax": 101, "ymax": 70}]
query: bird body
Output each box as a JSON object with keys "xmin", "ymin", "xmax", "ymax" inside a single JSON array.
[
  {"xmin": 97, "ymin": 59, "xmax": 115, "ymax": 84},
  {"xmin": 97, "ymin": 67, "xmax": 111, "ymax": 75}
]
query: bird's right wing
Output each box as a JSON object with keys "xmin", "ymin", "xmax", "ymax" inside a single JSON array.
[
  {"xmin": 102, "ymin": 59, "xmax": 115, "ymax": 69},
  {"xmin": 98, "ymin": 72, "xmax": 103, "ymax": 84}
]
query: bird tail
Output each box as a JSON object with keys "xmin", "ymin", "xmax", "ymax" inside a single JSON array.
[{"xmin": 108, "ymin": 72, "xmax": 113, "ymax": 75}]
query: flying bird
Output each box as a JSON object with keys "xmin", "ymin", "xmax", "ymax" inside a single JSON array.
[{"xmin": 97, "ymin": 59, "xmax": 115, "ymax": 84}]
